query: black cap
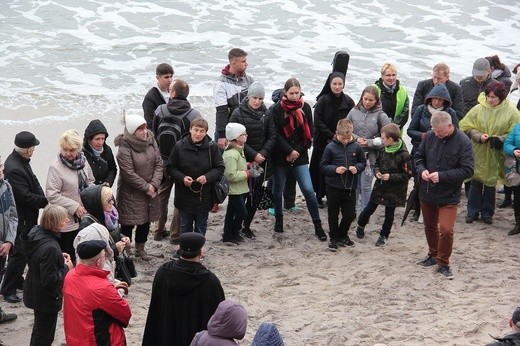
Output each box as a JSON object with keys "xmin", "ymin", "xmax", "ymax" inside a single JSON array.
[
  {"xmin": 179, "ymin": 232, "xmax": 205, "ymax": 252},
  {"xmin": 14, "ymin": 131, "xmax": 40, "ymax": 148},
  {"xmin": 513, "ymin": 307, "xmax": 520, "ymax": 325},
  {"xmin": 77, "ymin": 240, "xmax": 106, "ymax": 259}
]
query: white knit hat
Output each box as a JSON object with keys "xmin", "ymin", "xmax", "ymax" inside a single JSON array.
[
  {"xmin": 226, "ymin": 122, "xmax": 246, "ymax": 141},
  {"xmin": 125, "ymin": 113, "xmax": 146, "ymax": 134}
]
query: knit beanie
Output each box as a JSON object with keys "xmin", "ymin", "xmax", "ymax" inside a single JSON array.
[
  {"xmin": 124, "ymin": 113, "xmax": 146, "ymax": 134},
  {"xmin": 248, "ymin": 82, "xmax": 265, "ymax": 98},
  {"xmin": 226, "ymin": 122, "xmax": 246, "ymax": 141},
  {"xmin": 251, "ymin": 322, "xmax": 284, "ymax": 346}
]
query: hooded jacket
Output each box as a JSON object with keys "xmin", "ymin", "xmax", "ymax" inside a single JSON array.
[
  {"xmin": 459, "ymin": 93, "xmax": 520, "ymax": 186},
  {"xmin": 83, "ymin": 119, "xmax": 118, "ymax": 186},
  {"xmin": 229, "ymin": 97, "xmax": 277, "ymax": 162},
  {"xmin": 251, "ymin": 322, "xmax": 285, "ymax": 346},
  {"xmin": 190, "ymin": 300, "xmax": 247, "ymax": 346},
  {"xmin": 63, "ymin": 263, "xmax": 131, "ymax": 346},
  {"xmin": 142, "ymin": 259, "xmax": 225, "ymax": 346},
  {"xmin": 320, "ymin": 137, "xmax": 366, "ymax": 191},
  {"xmin": 21, "ymin": 225, "xmax": 68, "ymax": 312},
  {"xmin": 411, "ymin": 79, "xmax": 464, "ymax": 120},
  {"xmin": 114, "ymin": 129, "xmax": 163, "ymax": 225},
  {"xmin": 407, "ymin": 84, "xmax": 459, "ymax": 154}
]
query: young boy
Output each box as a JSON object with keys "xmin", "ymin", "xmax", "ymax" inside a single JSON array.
[
  {"xmin": 320, "ymin": 119, "xmax": 366, "ymax": 251},
  {"xmin": 356, "ymin": 123, "xmax": 412, "ymax": 246}
]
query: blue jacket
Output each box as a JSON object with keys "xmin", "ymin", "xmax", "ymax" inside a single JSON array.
[
  {"xmin": 414, "ymin": 128, "xmax": 474, "ymax": 206},
  {"xmin": 407, "ymin": 84, "xmax": 459, "ymax": 155},
  {"xmin": 320, "ymin": 137, "xmax": 366, "ymax": 191},
  {"xmin": 504, "ymin": 122, "xmax": 520, "ymax": 157}
]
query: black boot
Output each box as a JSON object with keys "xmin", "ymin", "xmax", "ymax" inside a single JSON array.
[
  {"xmin": 508, "ymin": 224, "xmax": 520, "ymax": 236},
  {"xmin": 274, "ymin": 216, "xmax": 284, "ymax": 233},
  {"xmin": 313, "ymin": 220, "xmax": 327, "ymax": 241},
  {"xmin": 498, "ymin": 195, "xmax": 512, "ymax": 208}
]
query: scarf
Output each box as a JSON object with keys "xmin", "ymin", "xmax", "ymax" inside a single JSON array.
[
  {"xmin": 59, "ymin": 151, "xmax": 89, "ymax": 192},
  {"xmin": 280, "ymin": 96, "xmax": 312, "ymax": 146},
  {"xmin": 385, "ymin": 139, "xmax": 403, "ymax": 154},
  {"xmin": 104, "ymin": 207, "xmax": 119, "ymax": 231},
  {"xmin": 89, "ymin": 144, "xmax": 104, "ymax": 157},
  {"xmin": 427, "ymin": 104, "xmax": 444, "ymax": 114}
]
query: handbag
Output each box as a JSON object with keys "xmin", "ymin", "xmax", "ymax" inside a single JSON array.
[
  {"xmin": 115, "ymin": 251, "xmax": 137, "ymax": 286},
  {"xmin": 209, "ymin": 142, "xmax": 229, "ymax": 203},
  {"xmin": 254, "ymin": 162, "xmax": 274, "ymax": 210},
  {"xmin": 504, "ymin": 156, "xmax": 520, "ymax": 186}
]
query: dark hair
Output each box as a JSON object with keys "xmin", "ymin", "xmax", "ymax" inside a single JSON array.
[
  {"xmin": 381, "ymin": 123, "xmax": 401, "ymax": 142},
  {"xmin": 228, "ymin": 48, "xmax": 247, "ymax": 61},
  {"xmin": 172, "ymin": 79, "xmax": 189, "ymax": 99},
  {"xmin": 512, "ymin": 63, "xmax": 520, "ymax": 75},
  {"xmin": 283, "ymin": 77, "xmax": 301, "ymax": 92},
  {"xmin": 190, "ymin": 117, "xmax": 208, "ymax": 131},
  {"xmin": 485, "ymin": 81, "xmax": 508, "ymax": 101},
  {"xmin": 156, "ymin": 63, "xmax": 174, "ymax": 76},
  {"xmin": 485, "ymin": 55, "xmax": 506, "ymax": 71},
  {"xmin": 355, "ymin": 85, "xmax": 380, "ymax": 110}
]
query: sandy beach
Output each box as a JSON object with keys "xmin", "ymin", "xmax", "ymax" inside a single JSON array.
[{"xmin": 1, "ymin": 190, "xmax": 518, "ymax": 346}]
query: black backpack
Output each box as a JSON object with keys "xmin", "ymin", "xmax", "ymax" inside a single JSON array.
[{"xmin": 155, "ymin": 105, "xmax": 193, "ymax": 160}]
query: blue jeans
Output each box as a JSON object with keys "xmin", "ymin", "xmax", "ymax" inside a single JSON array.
[
  {"xmin": 272, "ymin": 164, "xmax": 320, "ymax": 221},
  {"xmin": 179, "ymin": 210, "xmax": 209, "ymax": 235},
  {"xmin": 467, "ymin": 180, "xmax": 495, "ymax": 219},
  {"xmin": 356, "ymin": 164, "xmax": 374, "ymax": 212},
  {"xmin": 223, "ymin": 194, "xmax": 248, "ymax": 239}
]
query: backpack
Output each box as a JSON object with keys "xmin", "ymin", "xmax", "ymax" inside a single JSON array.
[{"xmin": 155, "ymin": 105, "xmax": 193, "ymax": 160}]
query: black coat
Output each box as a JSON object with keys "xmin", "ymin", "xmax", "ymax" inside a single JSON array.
[
  {"xmin": 142, "ymin": 87, "xmax": 167, "ymax": 129},
  {"xmin": 167, "ymin": 135, "xmax": 225, "ymax": 213},
  {"xmin": 21, "ymin": 225, "xmax": 68, "ymax": 313},
  {"xmin": 142, "ymin": 259, "xmax": 225, "ymax": 346},
  {"xmin": 313, "ymin": 93, "xmax": 355, "ymax": 150},
  {"xmin": 414, "ymin": 128, "xmax": 474, "ymax": 206},
  {"xmin": 4, "ymin": 150, "xmax": 48, "ymax": 234},
  {"xmin": 269, "ymin": 100, "xmax": 314, "ymax": 167},
  {"xmin": 320, "ymin": 137, "xmax": 366, "ymax": 191},
  {"xmin": 83, "ymin": 120, "xmax": 118, "ymax": 186},
  {"xmin": 229, "ymin": 97, "xmax": 277, "ymax": 162}
]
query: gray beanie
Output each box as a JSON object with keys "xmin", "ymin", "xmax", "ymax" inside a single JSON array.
[
  {"xmin": 226, "ymin": 122, "xmax": 246, "ymax": 141},
  {"xmin": 248, "ymin": 82, "xmax": 265, "ymax": 98}
]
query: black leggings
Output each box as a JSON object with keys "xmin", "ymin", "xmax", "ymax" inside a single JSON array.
[{"xmin": 120, "ymin": 223, "xmax": 150, "ymax": 243}]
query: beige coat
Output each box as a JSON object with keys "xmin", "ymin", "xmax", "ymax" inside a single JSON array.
[
  {"xmin": 45, "ymin": 155, "xmax": 95, "ymax": 232},
  {"xmin": 114, "ymin": 130, "xmax": 163, "ymax": 226}
]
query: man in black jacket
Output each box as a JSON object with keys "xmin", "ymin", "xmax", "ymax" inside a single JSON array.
[
  {"xmin": 142, "ymin": 232, "xmax": 225, "ymax": 346},
  {"xmin": 414, "ymin": 111, "xmax": 474, "ymax": 280},
  {"xmin": 411, "ymin": 63, "xmax": 464, "ymax": 120},
  {"xmin": 142, "ymin": 63, "xmax": 174, "ymax": 130},
  {"xmin": 1, "ymin": 131, "xmax": 48, "ymax": 303}
]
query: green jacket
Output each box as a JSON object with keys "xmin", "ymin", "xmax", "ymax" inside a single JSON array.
[{"xmin": 223, "ymin": 146, "xmax": 249, "ymax": 195}]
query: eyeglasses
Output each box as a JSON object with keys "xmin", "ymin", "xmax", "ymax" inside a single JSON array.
[
  {"xmin": 106, "ymin": 196, "xmax": 115, "ymax": 204},
  {"xmin": 384, "ymin": 74, "xmax": 397, "ymax": 77},
  {"xmin": 240, "ymin": 133, "xmax": 248, "ymax": 136}
]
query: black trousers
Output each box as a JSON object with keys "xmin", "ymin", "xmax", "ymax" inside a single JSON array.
[
  {"xmin": 58, "ymin": 229, "xmax": 79, "ymax": 265},
  {"xmin": 31, "ymin": 310, "xmax": 58, "ymax": 346},
  {"xmin": 326, "ymin": 186, "xmax": 356, "ymax": 240},
  {"xmin": 0, "ymin": 230, "xmax": 26, "ymax": 296}
]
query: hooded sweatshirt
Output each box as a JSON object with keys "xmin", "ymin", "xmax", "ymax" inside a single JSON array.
[{"xmin": 190, "ymin": 300, "xmax": 247, "ymax": 346}]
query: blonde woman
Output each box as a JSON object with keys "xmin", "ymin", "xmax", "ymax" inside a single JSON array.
[
  {"xmin": 374, "ymin": 62, "xmax": 409, "ymax": 129},
  {"xmin": 46, "ymin": 129, "xmax": 94, "ymax": 258}
]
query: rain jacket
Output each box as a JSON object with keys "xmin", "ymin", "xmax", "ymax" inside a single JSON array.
[{"xmin": 459, "ymin": 93, "xmax": 520, "ymax": 186}]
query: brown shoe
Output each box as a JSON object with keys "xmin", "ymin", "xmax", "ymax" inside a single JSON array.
[{"xmin": 135, "ymin": 243, "xmax": 151, "ymax": 261}]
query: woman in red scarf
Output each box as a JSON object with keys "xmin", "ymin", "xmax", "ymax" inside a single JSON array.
[{"xmin": 269, "ymin": 78, "xmax": 327, "ymax": 241}]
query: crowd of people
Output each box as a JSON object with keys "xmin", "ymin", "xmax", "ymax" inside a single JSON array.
[{"xmin": 1, "ymin": 47, "xmax": 520, "ymax": 345}]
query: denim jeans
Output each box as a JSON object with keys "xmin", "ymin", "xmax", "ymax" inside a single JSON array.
[
  {"xmin": 467, "ymin": 180, "xmax": 495, "ymax": 219},
  {"xmin": 326, "ymin": 186, "xmax": 356, "ymax": 239},
  {"xmin": 179, "ymin": 210, "xmax": 209, "ymax": 235},
  {"xmin": 358, "ymin": 200, "xmax": 396, "ymax": 238},
  {"xmin": 356, "ymin": 164, "xmax": 374, "ymax": 212},
  {"xmin": 272, "ymin": 164, "xmax": 320, "ymax": 221},
  {"xmin": 421, "ymin": 200, "xmax": 457, "ymax": 266},
  {"xmin": 223, "ymin": 194, "xmax": 248, "ymax": 239}
]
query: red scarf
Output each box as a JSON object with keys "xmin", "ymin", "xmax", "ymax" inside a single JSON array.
[{"xmin": 280, "ymin": 96, "xmax": 312, "ymax": 146}]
